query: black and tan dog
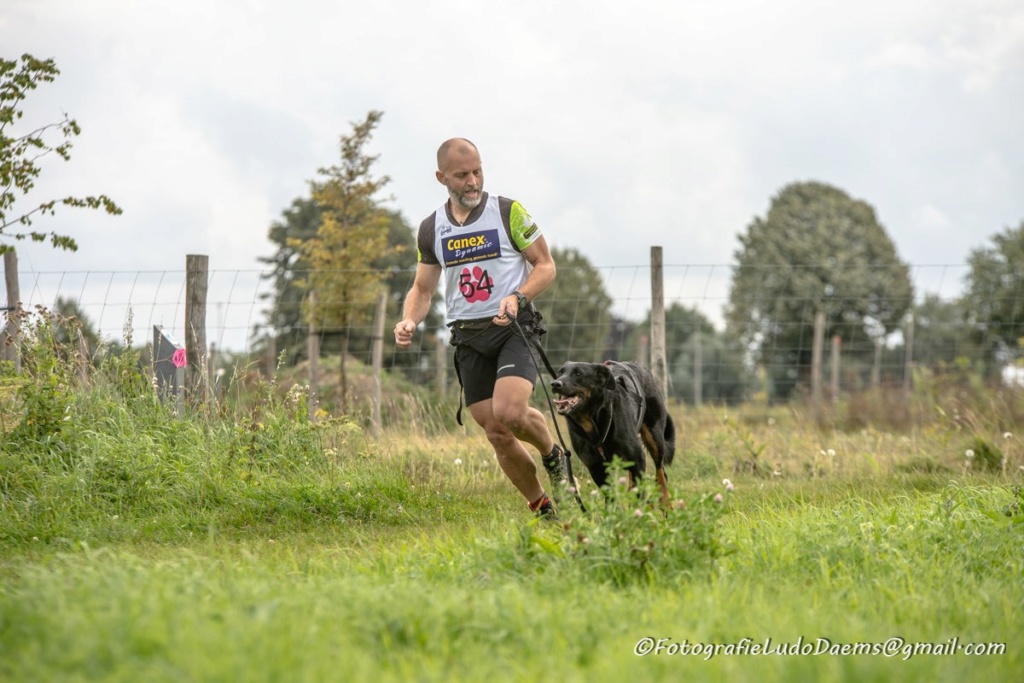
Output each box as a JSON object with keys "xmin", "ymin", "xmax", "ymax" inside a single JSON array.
[{"xmin": 550, "ymin": 360, "xmax": 676, "ymax": 504}]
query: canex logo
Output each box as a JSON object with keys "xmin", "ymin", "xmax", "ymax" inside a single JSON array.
[
  {"xmin": 447, "ymin": 236, "xmax": 488, "ymax": 250},
  {"xmin": 442, "ymin": 229, "xmax": 501, "ymax": 266}
]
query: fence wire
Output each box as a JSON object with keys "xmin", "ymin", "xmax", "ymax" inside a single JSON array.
[{"xmin": 5, "ymin": 261, "xmax": 1000, "ymax": 399}]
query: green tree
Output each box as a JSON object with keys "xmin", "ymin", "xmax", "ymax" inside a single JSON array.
[
  {"xmin": 533, "ymin": 247, "xmax": 613, "ymax": 362},
  {"xmin": 621, "ymin": 302, "xmax": 716, "ymax": 363},
  {"xmin": 257, "ymin": 199, "xmax": 440, "ymax": 383},
  {"xmin": 1, "ymin": 54, "xmax": 120, "ymax": 253},
  {"xmin": 672, "ymin": 331, "xmax": 753, "ymax": 405},
  {"xmin": 726, "ymin": 181, "xmax": 913, "ymax": 400},
  {"xmin": 53, "ymin": 296, "xmax": 101, "ymax": 357},
  {"xmin": 339, "ymin": 208, "xmax": 444, "ymax": 374},
  {"xmin": 296, "ymin": 110, "xmax": 401, "ymax": 411},
  {"xmin": 620, "ymin": 303, "xmax": 750, "ymax": 403},
  {"xmin": 256, "ymin": 197, "xmax": 321, "ymax": 361},
  {"xmin": 964, "ymin": 221, "xmax": 1024, "ymax": 369},
  {"xmin": 911, "ymin": 294, "xmax": 980, "ymax": 374}
]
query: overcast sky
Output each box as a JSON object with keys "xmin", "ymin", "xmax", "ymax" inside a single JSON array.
[{"xmin": 2, "ymin": 0, "xmax": 1023, "ymax": 347}]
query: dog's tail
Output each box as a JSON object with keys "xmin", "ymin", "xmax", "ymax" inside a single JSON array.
[{"xmin": 663, "ymin": 413, "xmax": 677, "ymax": 466}]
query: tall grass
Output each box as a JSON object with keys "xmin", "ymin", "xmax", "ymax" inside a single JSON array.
[{"xmin": 0, "ymin": 313, "xmax": 1022, "ymax": 681}]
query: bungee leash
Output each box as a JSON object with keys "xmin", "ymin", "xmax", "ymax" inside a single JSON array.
[{"xmin": 507, "ymin": 314, "xmax": 587, "ymax": 514}]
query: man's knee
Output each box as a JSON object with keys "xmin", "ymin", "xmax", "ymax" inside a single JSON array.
[
  {"xmin": 492, "ymin": 400, "xmax": 529, "ymax": 432},
  {"xmin": 484, "ymin": 425, "xmax": 518, "ymax": 451}
]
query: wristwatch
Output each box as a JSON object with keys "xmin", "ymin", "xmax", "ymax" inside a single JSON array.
[{"xmin": 512, "ymin": 290, "xmax": 529, "ymax": 309}]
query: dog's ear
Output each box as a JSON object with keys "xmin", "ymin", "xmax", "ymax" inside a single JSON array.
[{"xmin": 595, "ymin": 364, "xmax": 616, "ymax": 390}]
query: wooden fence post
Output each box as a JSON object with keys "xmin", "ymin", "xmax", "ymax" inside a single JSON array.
[
  {"xmin": 871, "ymin": 340, "xmax": 882, "ymax": 389},
  {"xmin": 265, "ymin": 332, "xmax": 277, "ymax": 379},
  {"xmin": 903, "ymin": 314, "xmax": 915, "ymax": 396},
  {"xmin": 649, "ymin": 246, "xmax": 667, "ymax": 399},
  {"xmin": 694, "ymin": 327, "xmax": 703, "ymax": 408},
  {"xmin": 76, "ymin": 332, "xmax": 90, "ymax": 383},
  {"xmin": 209, "ymin": 342, "xmax": 219, "ymax": 394},
  {"xmin": 185, "ymin": 254, "xmax": 209, "ymax": 403},
  {"xmin": 2, "ymin": 250, "xmax": 21, "ymax": 372},
  {"xmin": 307, "ymin": 290, "xmax": 320, "ymax": 421},
  {"xmin": 830, "ymin": 335, "xmax": 841, "ymax": 402},
  {"xmin": 811, "ymin": 310, "xmax": 825, "ymax": 415},
  {"xmin": 370, "ymin": 289, "xmax": 387, "ymax": 437},
  {"xmin": 435, "ymin": 336, "xmax": 448, "ymax": 396}
]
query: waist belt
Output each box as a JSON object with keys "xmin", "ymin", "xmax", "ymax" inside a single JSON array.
[{"xmin": 449, "ymin": 317, "xmax": 494, "ymax": 331}]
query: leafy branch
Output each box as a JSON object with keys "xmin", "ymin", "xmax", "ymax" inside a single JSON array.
[{"xmin": 0, "ymin": 53, "xmax": 121, "ymax": 253}]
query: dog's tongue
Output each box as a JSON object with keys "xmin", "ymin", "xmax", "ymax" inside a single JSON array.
[{"xmin": 553, "ymin": 396, "xmax": 578, "ymax": 413}]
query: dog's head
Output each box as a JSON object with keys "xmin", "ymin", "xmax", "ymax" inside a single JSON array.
[{"xmin": 550, "ymin": 361, "xmax": 616, "ymax": 415}]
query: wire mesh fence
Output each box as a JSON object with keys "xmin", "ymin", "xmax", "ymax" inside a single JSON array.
[{"xmin": 4, "ymin": 256, "xmax": 1009, "ymax": 405}]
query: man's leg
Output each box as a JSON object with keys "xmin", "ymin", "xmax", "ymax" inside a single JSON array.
[
  {"xmin": 491, "ymin": 375, "xmax": 554, "ymax": 455},
  {"xmin": 467, "ymin": 390, "xmax": 545, "ymax": 504},
  {"xmin": 494, "ymin": 374, "xmax": 571, "ymax": 499}
]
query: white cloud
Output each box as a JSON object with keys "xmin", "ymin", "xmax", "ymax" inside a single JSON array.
[
  {"xmin": 863, "ymin": 0, "xmax": 1024, "ymax": 92},
  {"xmin": 2, "ymin": 0, "xmax": 1023, "ymax": 348}
]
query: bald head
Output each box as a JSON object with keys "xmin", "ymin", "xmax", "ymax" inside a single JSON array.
[
  {"xmin": 435, "ymin": 138, "xmax": 484, "ymax": 211},
  {"xmin": 436, "ymin": 138, "xmax": 479, "ymax": 173}
]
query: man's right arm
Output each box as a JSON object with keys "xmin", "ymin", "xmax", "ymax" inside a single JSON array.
[{"xmin": 394, "ymin": 263, "xmax": 442, "ymax": 347}]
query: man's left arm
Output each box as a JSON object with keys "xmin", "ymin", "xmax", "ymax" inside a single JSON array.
[{"xmin": 495, "ymin": 236, "xmax": 556, "ymax": 322}]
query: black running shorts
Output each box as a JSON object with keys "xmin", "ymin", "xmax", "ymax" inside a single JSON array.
[{"xmin": 450, "ymin": 311, "xmax": 542, "ymax": 406}]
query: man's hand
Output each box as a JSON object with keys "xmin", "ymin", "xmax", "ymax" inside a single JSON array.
[
  {"xmin": 493, "ymin": 294, "xmax": 520, "ymax": 326},
  {"xmin": 394, "ymin": 319, "xmax": 418, "ymax": 347}
]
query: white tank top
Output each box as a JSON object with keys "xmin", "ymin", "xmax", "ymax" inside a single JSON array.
[{"xmin": 417, "ymin": 193, "xmax": 541, "ymax": 321}]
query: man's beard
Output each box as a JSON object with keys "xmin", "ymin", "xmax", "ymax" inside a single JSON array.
[{"xmin": 449, "ymin": 186, "xmax": 483, "ymax": 210}]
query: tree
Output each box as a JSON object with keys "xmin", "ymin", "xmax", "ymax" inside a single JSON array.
[
  {"xmin": 1, "ymin": 54, "xmax": 120, "ymax": 253},
  {"xmin": 296, "ymin": 111, "xmax": 401, "ymax": 411},
  {"xmin": 53, "ymin": 296, "xmax": 101, "ymax": 356},
  {"xmin": 532, "ymin": 247, "xmax": 613, "ymax": 362},
  {"xmin": 618, "ymin": 303, "xmax": 751, "ymax": 403},
  {"xmin": 911, "ymin": 294, "xmax": 980, "ymax": 374},
  {"xmin": 620, "ymin": 302, "xmax": 716, "ymax": 363},
  {"xmin": 256, "ymin": 196, "xmax": 321, "ymax": 360},
  {"xmin": 726, "ymin": 181, "xmax": 913, "ymax": 400},
  {"xmin": 671, "ymin": 331, "xmax": 753, "ymax": 405},
  {"xmin": 257, "ymin": 195, "xmax": 441, "ymax": 384},
  {"xmin": 964, "ymin": 221, "xmax": 1024, "ymax": 369},
  {"xmin": 345, "ymin": 208, "xmax": 444, "ymax": 373}
]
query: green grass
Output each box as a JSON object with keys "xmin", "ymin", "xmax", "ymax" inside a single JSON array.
[
  {"xmin": 0, "ymin": 343, "xmax": 1022, "ymax": 681},
  {"xmin": 1, "ymin": 444, "xmax": 1021, "ymax": 681}
]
